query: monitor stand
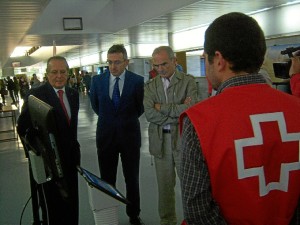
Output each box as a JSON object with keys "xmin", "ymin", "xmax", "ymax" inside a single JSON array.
[{"xmin": 87, "ymin": 183, "xmax": 120, "ymax": 225}]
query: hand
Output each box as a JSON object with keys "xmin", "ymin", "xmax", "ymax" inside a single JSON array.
[
  {"xmin": 184, "ymin": 96, "xmax": 192, "ymax": 105},
  {"xmin": 154, "ymin": 103, "xmax": 161, "ymax": 111},
  {"xmin": 289, "ymin": 56, "xmax": 300, "ymax": 77}
]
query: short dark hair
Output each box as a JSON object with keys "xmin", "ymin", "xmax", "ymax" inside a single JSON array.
[
  {"xmin": 46, "ymin": 56, "xmax": 69, "ymax": 73},
  {"xmin": 204, "ymin": 12, "xmax": 266, "ymax": 74},
  {"xmin": 152, "ymin": 46, "xmax": 175, "ymax": 60},
  {"xmin": 107, "ymin": 44, "xmax": 128, "ymax": 59}
]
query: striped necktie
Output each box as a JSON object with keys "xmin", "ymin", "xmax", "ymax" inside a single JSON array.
[{"xmin": 57, "ymin": 90, "xmax": 70, "ymax": 124}]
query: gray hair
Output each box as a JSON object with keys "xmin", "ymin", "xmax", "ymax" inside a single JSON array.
[
  {"xmin": 152, "ymin": 46, "xmax": 175, "ymax": 60},
  {"xmin": 46, "ymin": 56, "xmax": 69, "ymax": 73}
]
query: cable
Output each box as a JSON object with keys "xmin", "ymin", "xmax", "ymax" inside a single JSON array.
[
  {"xmin": 19, "ymin": 195, "xmax": 32, "ymax": 225},
  {"xmin": 41, "ymin": 184, "xmax": 50, "ymax": 225}
]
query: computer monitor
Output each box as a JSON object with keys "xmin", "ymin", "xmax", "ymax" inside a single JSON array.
[
  {"xmin": 28, "ymin": 95, "xmax": 65, "ymax": 182},
  {"xmin": 77, "ymin": 166, "xmax": 129, "ymax": 205},
  {"xmin": 273, "ymin": 61, "xmax": 291, "ymax": 79}
]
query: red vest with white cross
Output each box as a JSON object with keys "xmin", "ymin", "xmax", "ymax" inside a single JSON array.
[{"xmin": 183, "ymin": 83, "xmax": 300, "ymax": 225}]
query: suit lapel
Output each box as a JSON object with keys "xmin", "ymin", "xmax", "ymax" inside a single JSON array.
[
  {"xmin": 65, "ymin": 87, "xmax": 74, "ymax": 122},
  {"xmin": 45, "ymin": 83, "xmax": 61, "ymax": 110},
  {"xmin": 104, "ymin": 72, "xmax": 110, "ymax": 99},
  {"xmin": 121, "ymin": 71, "xmax": 130, "ymax": 100},
  {"xmin": 103, "ymin": 72, "xmax": 114, "ymax": 109},
  {"xmin": 45, "ymin": 82, "xmax": 71, "ymax": 125}
]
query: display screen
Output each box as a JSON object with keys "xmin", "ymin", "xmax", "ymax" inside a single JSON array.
[
  {"xmin": 273, "ymin": 62, "xmax": 290, "ymax": 79},
  {"xmin": 28, "ymin": 95, "xmax": 64, "ymax": 179},
  {"xmin": 77, "ymin": 166, "xmax": 129, "ymax": 205}
]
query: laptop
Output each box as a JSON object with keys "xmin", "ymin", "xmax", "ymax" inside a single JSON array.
[{"xmin": 77, "ymin": 166, "xmax": 129, "ymax": 205}]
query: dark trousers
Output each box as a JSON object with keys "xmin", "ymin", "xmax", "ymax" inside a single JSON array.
[
  {"xmin": 97, "ymin": 143, "xmax": 141, "ymax": 218},
  {"xmin": 36, "ymin": 170, "xmax": 79, "ymax": 225},
  {"xmin": 8, "ymin": 90, "xmax": 16, "ymax": 103},
  {"xmin": 13, "ymin": 90, "xmax": 19, "ymax": 101}
]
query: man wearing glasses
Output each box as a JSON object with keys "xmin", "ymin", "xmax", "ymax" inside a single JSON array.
[
  {"xmin": 143, "ymin": 46, "xmax": 198, "ymax": 225},
  {"xmin": 90, "ymin": 44, "xmax": 145, "ymax": 225},
  {"xmin": 17, "ymin": 56, "xmax": 81, "ymax": 225}
]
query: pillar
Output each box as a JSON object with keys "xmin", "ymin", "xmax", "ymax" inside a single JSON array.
[{"xmin": 176, "ymin": 51, "xmax": 187, "ymax": 73}]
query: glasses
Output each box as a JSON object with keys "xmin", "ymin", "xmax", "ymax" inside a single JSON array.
[{"xmin": 106, "ymin": 60, "xmax": 125, "ymax": 66}]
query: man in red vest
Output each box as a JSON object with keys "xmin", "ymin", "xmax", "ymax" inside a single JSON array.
[{"xmin": 180, "ymin": 12, "xmax": 300, "ymax": 225}]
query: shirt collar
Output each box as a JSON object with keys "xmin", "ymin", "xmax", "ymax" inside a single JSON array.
[
  {"xmin": 110, "ymin": 70, "xmax": 126, "ymax": 81},
  {"xmin": 216, "ymin": 73, "xmax": 267, "ymax": 95},
  {"xmin": 53, "ymin": 86, "xmax": 66, "ymax": 94},
  {"xmin": 161, "ymin": 72, "xmax": 175, "ymax": 82}
]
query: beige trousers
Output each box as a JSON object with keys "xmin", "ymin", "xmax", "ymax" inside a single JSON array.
[{"xmin": 154, "ymin": 133, "xmax": 181, "ymax": 225}]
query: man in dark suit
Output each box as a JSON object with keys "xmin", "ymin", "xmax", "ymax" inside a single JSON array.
[
  {"xmin": 17, "ymin": 56, "xmax": 80, "ymax": 225},
  {"xmin": 90, "ymin": 44, "xmax": 144, "ymax": 225},
  {"xmin": 6, "ymin": 76, "xmax": 16, "ymax": 104}
]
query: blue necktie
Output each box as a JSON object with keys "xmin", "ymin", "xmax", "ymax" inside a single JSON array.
[{"xmin": 112, "ymin": 77, "xmax": 120, "ymax": 109}]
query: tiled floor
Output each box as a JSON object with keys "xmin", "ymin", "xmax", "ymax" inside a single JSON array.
[{"xmin": 0, "ymin": 93, "xmax": 183, "ymax": 225}]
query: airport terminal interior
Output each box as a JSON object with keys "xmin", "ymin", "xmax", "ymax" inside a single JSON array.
[
  {"xmin": 0, "ymin": 93, "xmax": 185, "ymax": 225},
  {"xmin": 0, "ymin": 0, "xmax": 300, "ymax": 224}
]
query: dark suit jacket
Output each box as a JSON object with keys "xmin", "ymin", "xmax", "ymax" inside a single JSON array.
[
  {"xmin": 17, "ymin": 81, "xmax": 80, "ymax": 173},
  {"xmin": 90, "ymin": 70, "xmax": 144, "ymax": 150},
  {"xmin": 17, "ymin": 81, "xmax": 80, "ymax": 224}
]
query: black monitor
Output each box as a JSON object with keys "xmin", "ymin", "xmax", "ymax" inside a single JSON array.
[
  {"xmin": 77, "ymin": 166, "xmax": 129, "ymax": 205},
  {"xmin": 273, "ymin": 61, "xmax": 291, "ymax": 79},
  {"xmin": 28, "ymin": 95, "xmax": 65, "ymax": 183}
]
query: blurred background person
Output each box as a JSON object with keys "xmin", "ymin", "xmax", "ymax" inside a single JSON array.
[
  {"xmin": 19, "ymin": 76, "xmax": 30, "ymax": 99},
  {"xmin": 13, "ymin": 76, "xmax": 20, "ymax": 102},
  {"xmin": 5, "ymin": 76, "xmax": 16, "ymax": 105},
  {"xmin": 289, "ymin": 50, "xmax": 300, "ymax": 97},
  {"xmin": 30, "ymin": 73, "xmax": 41, "ymax": 89},
  {"xmin": 82, "ymin": 71, "xmax": 91, "ymax": 95},
  {"xmin": 0, "ymin": 79, "xmax": 7, "ymax": 105}
]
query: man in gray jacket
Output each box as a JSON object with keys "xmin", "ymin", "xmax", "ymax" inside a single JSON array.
[{"xmin": 144, "ymin": 46, "xmax": 198, "ymax": 225}]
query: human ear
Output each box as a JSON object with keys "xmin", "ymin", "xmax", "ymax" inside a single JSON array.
[{"xmin": 214, "ymin": 51, "xmax": 226, "ymax": 72}]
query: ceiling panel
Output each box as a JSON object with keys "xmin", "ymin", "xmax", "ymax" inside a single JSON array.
[
  {"xmin": 0, "ymin": 0, "xmax": 51, "ymax": 67},
  {"xmin": 0, "ymin": 0, "xmax": 295, "ymax": 69}
]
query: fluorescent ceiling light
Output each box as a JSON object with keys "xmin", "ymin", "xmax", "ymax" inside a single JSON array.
[
  {"xmin": 10, "ymin": 46, "xmax": 32, "ymax": 57},
  {"xmin": 186, "ymin": 50, "xmax": 204, "ymax": 56},
  {"xmin": 282, "ymin": 0, "xmax": 300, "ymax": 6}
]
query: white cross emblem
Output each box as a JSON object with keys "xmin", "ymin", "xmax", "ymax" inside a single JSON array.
[{"xmin": 235, "ymin": 112, "xmax": 300, "ymax": 196}]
